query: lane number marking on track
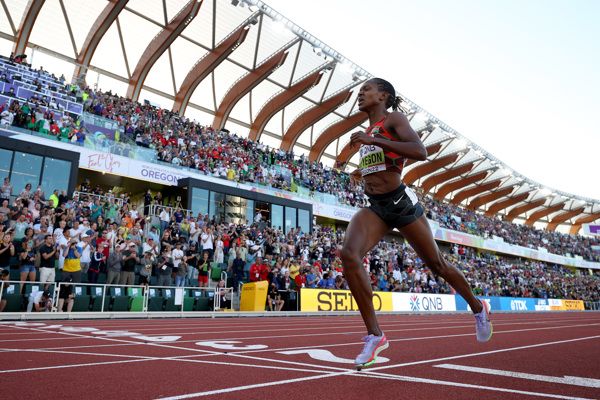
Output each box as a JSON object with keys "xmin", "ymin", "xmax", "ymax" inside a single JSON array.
[
  {"xmin": 278, "ymin": 349, "xmax": 389, "ymax": 364},
  {"xmin": 195, "ymin": 340, "xmax": 268, "ymax": 350},
  {"xmin": 1, "ymin": 322, "xmax": 181, "ymax": 342}
]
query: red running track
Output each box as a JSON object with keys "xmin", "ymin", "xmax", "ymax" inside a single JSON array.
[{"xmin": 0, "ymin": 312, "xmax": 599, "ymax": 400}]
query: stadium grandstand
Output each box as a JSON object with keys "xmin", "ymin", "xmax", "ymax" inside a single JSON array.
[{"xmin": 0, "ymin": 1, "xmax": 599, "ymax": 399}]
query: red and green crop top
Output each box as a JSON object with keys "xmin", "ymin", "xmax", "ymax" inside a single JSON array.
[{"xmin": 358, "ymin": 117, "xmax": 405, "ymax": 176}]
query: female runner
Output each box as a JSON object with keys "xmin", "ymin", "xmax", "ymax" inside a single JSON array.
[{"xmin": 342, "ymin": 78, "xmax": 492, "ymax": 369}]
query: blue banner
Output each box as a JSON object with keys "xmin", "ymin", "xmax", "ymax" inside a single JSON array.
[
  {"xmin": 456, "ymin": 296, "xmax": 548, "ymax": 312},
  {"xmin": 455, "ymin": 296, "xmax": 501, "ymax": 312}
]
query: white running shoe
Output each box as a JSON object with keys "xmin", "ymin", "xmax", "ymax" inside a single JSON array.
[
  {"xmin": 355, "ymin": 334, "xmax": 389, "ymax": 368},
  {"xmin": 474, "ymin": 300, "xmax": 493, "ymax": 342}
]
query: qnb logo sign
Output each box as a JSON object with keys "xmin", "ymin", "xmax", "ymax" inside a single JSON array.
[
  {"xmin": 409, "ymin": 295, "xmax": 445, "ymax": 311},
  {"xmin": 510, "ymin": 299, "xmax": 528, "ymax": 311},
  {"xmin": 409, "ymin": 295, "xmax": 420, "ymax": 311}
]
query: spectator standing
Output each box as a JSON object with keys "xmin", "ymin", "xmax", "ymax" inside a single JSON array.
[
  {"xmin": 18, "ymin": 239, "xmax": 36, "ymax": 293},
  {"xmin": 57, "ymin": 278, "xmax": 74, "ymax": 312},
  {"xmin": 156, "ymin": 255, "xmax": 172, "ymax": 287},
  {"xmin": 159, "ymin": 207, "xmax": 170, "ymax": 233},
  {"xmin": 79, "ymin": 233, "xmax": 92, "ymax": 274},
  {"xmin": 143, "ymin": 189, "xmax": 152, "ymax": 216},
  {"xmin": 1, "ymin": 177, "xmax": 12, "ymax": 201},
  {"xmin": 62, "ymin": 235, "xmax": 82, "ymax": 282},
  {"xmin": 120, "ymin": 243, "xmax": 139, "ymax": 286},
  {"xmin": 87, "ymin": 247, "xmax": 104, "ymax": 284},
  {"xmin": 231, "ymin": 250, "xmax": 245, "ymax": 291},
  {"xmin": 184, "ymin": 242, "xmax": 198, "ymax": 286},
  {"xmin": 106, "ymin": 245, "xmax": 122, "ymax": 285},
  {"xmin": 197, "ymin": 251, "xmax": 210, "ymax": 287},
  {"xmin": 201, "ymin": 227, "xmax": 214, "ymax": 260},
  {"xmin": 39, "ymin": 235, "xmax": 57, "ymax": 289},
  {"xmin": 0, "ymin": 232, "xmax": 15, "ymax": 271},
  {"xmin": 0, "ymin": 269, "xmax": 9, "ymax": 312},
  {"xmin": 140, "ymin": 252, "xmax": 155, "ymax": 286}
]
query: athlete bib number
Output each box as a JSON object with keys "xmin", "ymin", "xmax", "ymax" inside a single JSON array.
[{"xmin": 359, "ymin": 145, "xmax": 386, "ymax": 176}]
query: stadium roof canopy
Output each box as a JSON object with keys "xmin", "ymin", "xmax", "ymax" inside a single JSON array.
[{"xmin": 1, "ymin": 0, "xmax": 598, "ymax": 233}]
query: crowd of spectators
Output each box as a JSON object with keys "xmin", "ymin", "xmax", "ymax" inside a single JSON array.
[
  {"xmin": 421, "ymin": 195, "xmax": 600, "ymax": 262},
  {"xmin": 0, "ymin": 178, "xmax": 598, "ymax": 314}
]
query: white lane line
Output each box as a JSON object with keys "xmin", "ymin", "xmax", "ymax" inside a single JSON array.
[
  {"xmin": 156, "ymin": 365, "xmax": 595, "ymax": 400},
  {"xmin": 357, "ymin": 370, "xmax": 596, "ymax": 400},
  {"xmin": 366, "ymin": 335, "xmax": 600, "ymax": 372},
  {"xmin": 157, "ymin": 371, "xmax": 351, "ymax": 400},
  {"xmin": 435, "ymin": 363, "xmax": 600, "ymax": 388},
  {"xmin": 0, "ymin": 359, "xmax": 150, "ymax": 374},
  {"xmin": 0, "ymin": 351, "xmax": 334, "ymax": 376}
]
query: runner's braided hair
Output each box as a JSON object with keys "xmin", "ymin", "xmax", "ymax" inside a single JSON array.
[{"xmin": 370, "ymin": 78, "xmax": 404, "ymax": 112}]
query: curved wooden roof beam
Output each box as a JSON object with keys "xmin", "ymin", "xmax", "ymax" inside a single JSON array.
[
  {"xmin": 467, "ymin": 186, "xmax": 515, "ymax": 211},
  {"xmin": 173, "ymin": 23, "xmax": 250, "ymax": 114},
  {"xmin": 421, "ymin": 163, "xmax": 474, "ymax": 194},
  {"xmin": 308, "ymin": 112, "xmax": 367, "ymax": 162},
  {"xmin": 434, "ymin": 171, "xmax": 488, "ymax": 201},
  {"xmin": 451, "ymin": 179, "xmax": 502, "ymax": 206},
  {"xmin": 248, "ymin": 70, "xmax": 325, "ymax": 142},
  {"xmin": 72, "ymin": 0, "xmax": 128, "ymax": 83},
  {"xmin": 546, "ymin": 207, "xmax": 585, "ymax": 232},
  {"xmin": 280, "ymin": 89, "xmax": 353, "ymax": 151},
  {"xmin": 403, "ymin": 153, "xmax": 460, "ymax": 186},
  {"xmin": 126, "ymin": 0, "xmax": 203, "ymax": 102},
  {"xmin": 12, "ymin": 0, "xmax": 45, "ymax": 56},
  {"xmin": 570, "ymin": 212, "xmax": 600, "ymax": 235},
  {"xmin": 505, "ymin": 199, "xmax": 546, "ymax": 222},
  {"xmin": 405, "ymin": 142, "xmax": 443, "ymax": 167},
  {"xmin": 524, "ymin": 202, "xmax": 566, "ymax": 226},
  {"xmin": 212, "ymin": 48, "xmax": 290, "ymax": 131},
  {"xmin": 485, "ymin": 192, "xmax": 530, "ymax": 217}
]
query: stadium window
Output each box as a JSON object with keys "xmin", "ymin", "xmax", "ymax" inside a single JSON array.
[
  {"xmin": 271, "ymin": 204, "xmax": 283, "ymax": 231},
  {"xmin": 191, "ymin": 187, "xmax": 209, "ymax": 216},
  {"xmin": 285, "ymin": 206, "xmax": 297, "ymax": 233},
  {"xmin": 10, "ymin": 152, "xmax": 43, "ymax": 193},
  {"xmin": 298, "ymin": 209, "xmax": 310, "ymax": 233},
  {"xmin": 40, "ymin": 157, "xmax": 71, "ymax": 196},
  {"xmin": 0, "ymin": 148, "xmax": 12, "ymax": 178}
]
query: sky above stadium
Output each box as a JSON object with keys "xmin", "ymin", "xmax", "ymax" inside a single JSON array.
[{"xmin": 267, "ymin": 0, "xmax": 600, "ymax": 201}]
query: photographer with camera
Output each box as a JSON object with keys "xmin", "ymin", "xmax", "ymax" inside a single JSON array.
[
  {"xmin": 140, "ymin": 250, "xmax": 156, "ymax": 286},
  {"xmin": 267, "ymin": 282, "xmax": 284, "ymax": 311},
  {"xmin": 120, "ymin": 242, "xmax": 139, "ymax": 286}
]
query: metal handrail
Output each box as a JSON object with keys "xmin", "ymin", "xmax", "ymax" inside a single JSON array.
[
  {"xmin": 148, "ymin": 204, "xmax": 194, "ymax": 219},
  {"xmin": 0, "ymin": 280, "xmax": 223, "ymax": 313},
  {"xmin": 72, "ymin": 191, "xmax": 125, "ymax": 207}
]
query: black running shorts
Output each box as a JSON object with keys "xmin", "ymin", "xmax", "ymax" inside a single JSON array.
[{"xmin": 366, "ymin": 184, "xmax": 424, "ymax": 229}]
